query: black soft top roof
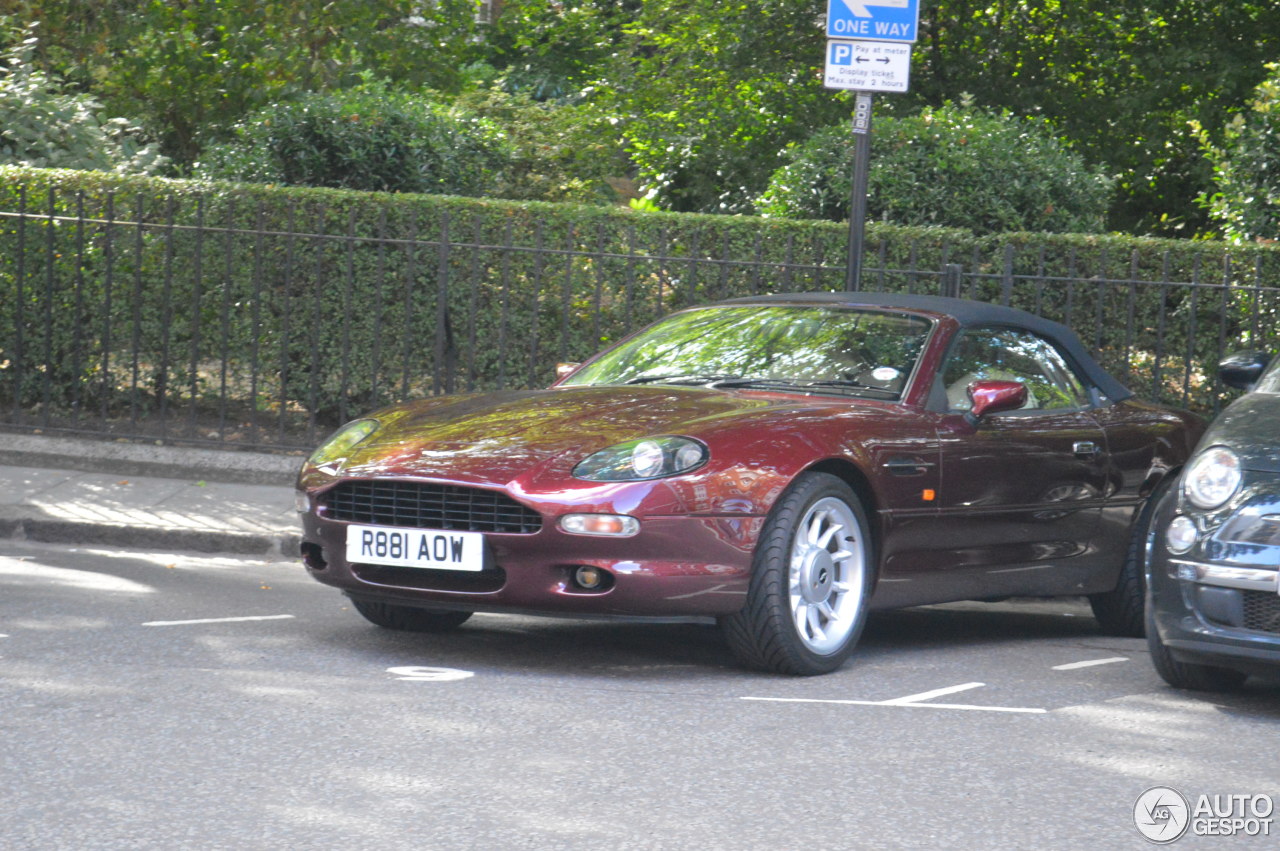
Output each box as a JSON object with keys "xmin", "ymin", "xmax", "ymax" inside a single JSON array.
[{"xmin": 719, "ymin": 291, "xmax": 1133, "ymax": 402}]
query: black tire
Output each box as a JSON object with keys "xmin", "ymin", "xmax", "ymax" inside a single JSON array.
[
  {"xmin": 1089, "ymin": 478, "xmax": 1173, "ymax": 637},
  {"xmin": 350, "ymin": 597, "xmax": 473, "ymax": 633},
  {"xmin": 1146, "ymin": 606, "xmax": 1248, "ymax": 692},
  {"xmin": 720, "ymin": 472, "xmax": 873, "ymax": 676}
]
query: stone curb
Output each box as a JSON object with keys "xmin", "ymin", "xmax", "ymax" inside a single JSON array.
[
  {"xmin": 0, "ymin": 432, "xmax": 302, "ymax": 485},
  {"xmin": 0, "ymin": 513, "xmax": 301, "ymax": 558}
]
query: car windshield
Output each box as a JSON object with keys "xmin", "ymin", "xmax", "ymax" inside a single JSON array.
[{"xmin": 561, "ymin": 304, "xmax": 933, "ymax": 398}]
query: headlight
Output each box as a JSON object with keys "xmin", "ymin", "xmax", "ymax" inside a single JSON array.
[
  {"xmin": 1165, "ymin": 515, "xmax": 1198, "ymax": 554},
  {"xmin": 573, "ymin": 436, "xmax": 708, "ymax": 482},
  {"xmin": 1183, "ymin": 446, "xmax": 1242, "ymax": 510},
  {"xmin": 306, "ymin": 419, "xmax": 379, "ymax": 470}
]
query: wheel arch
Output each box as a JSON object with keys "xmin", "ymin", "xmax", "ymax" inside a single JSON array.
[
  {"xmin": 1131, "ymin": 463, "xmax": 1185, "ymax": 532},
  {"xmin": 801, "ymin": 458, "xmax": 881, "ymax": 554}
]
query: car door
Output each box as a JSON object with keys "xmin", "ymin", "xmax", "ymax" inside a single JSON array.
[{"xmin": 879, "ymin": 326, "xmax": 1111, "ymax": 606}]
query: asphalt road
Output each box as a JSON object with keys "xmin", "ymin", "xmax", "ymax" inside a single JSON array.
[{"xmin": 3, "ymin": 540, "xmax": 1278, "ymax": 850}]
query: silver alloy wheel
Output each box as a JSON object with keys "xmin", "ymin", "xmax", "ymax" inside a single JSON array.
[{"xmin": 789, "ymin": 495, "xmax": 865, "ymax": 654}]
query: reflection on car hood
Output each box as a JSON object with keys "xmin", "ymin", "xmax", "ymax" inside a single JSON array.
[
  {"xmin": 1202, "ymin": 392, "xmax": 1280, "ymax": 473},
  {"xmin": 338, "ymin": 385, "xmax": 808, "ymax": 482}
]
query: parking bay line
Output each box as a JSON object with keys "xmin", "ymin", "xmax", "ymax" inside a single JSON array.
[
  {"xmin": 1052, "ymin": 656, "xmax": 1128, "ymax": 671},
  {"xmin": 742, "ymin": 682, "xmax": 1047, "ymax": 714},
  {"xmin": 142, "ymin": 614, "xmax": 296, "ymax": 627}
]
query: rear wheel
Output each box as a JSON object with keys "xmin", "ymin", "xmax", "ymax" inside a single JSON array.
[
  {"xmin": 1089, "ymin": 478, "xmax": 1173, "ymax": 637},
  {"xmin": 350, "ymin": 598, "xmax": 473, "ymax": 633},
  {"xmin": 721, "ymin": 472, "xmax": 873, "ymax": 676}
]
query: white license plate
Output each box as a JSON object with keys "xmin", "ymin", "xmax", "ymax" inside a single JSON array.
[{"xmin": 345, "ymin": 525, "xmax": 485, "ymax": 572}]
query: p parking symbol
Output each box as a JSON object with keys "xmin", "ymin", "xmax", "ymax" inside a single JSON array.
[{"xmin": 830, "ymin": 42, "xmax": 854, "ymax": 66}]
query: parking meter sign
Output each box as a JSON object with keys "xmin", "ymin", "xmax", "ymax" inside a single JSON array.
[{"xmin": 824, "ymin": 39, "xmax": 912, "ymax": 92}]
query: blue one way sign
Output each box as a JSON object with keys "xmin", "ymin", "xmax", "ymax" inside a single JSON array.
[{"xmin": 826, "ymin": 0, "xmax": 920, "ymax": 43}]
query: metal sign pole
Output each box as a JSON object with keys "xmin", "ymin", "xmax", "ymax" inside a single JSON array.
[{"xmin": 845, "ymin": 92, "xmax": 873, "ymax": 292}]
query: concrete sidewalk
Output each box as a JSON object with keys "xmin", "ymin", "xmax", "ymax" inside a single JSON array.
[{"xmin": 0, "ymin": 433, "xmax": 304, "ymax": 557}]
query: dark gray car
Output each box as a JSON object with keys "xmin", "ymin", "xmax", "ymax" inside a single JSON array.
[{"xmin": 1147, "ymin": 350, "xmax": 1280, "ymax": 690}]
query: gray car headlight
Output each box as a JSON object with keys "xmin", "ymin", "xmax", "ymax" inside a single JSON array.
[
  {"xmin": 574, "ymin": 436, "xmax": 708, "ymax": 482},
  {"xmin": 1183, "ymin": 446, "xmax": 1242, "ymax": 510}
]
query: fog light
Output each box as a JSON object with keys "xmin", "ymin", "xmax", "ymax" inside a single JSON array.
[
  {"xmin": 300, "ymin": 542, "xmax": 327, "ymax": 571},
  {"xmin": 574, "ymin": 565, "xmax": 605, "ymax": 589},
  {"xmin": 1165, "ymin": 515, "xmax": 1198, "ymax": 554},
  {"xmin": 559, "ymin": 513, "xmax": 639, "ymax": 537}
]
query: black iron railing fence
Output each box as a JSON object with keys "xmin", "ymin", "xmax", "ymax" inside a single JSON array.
[{"xmin": 2, "ymin": 180, "xmax": 1279, "ymax": 452}]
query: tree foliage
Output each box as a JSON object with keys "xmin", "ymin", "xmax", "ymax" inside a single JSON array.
[
  {"xmin": 454, "ymin": 83, "xmax": 623, "ymax": 203},
  {"xmin": 758, "ymin": 104, "xmax": 1112, "ymax": 235},
  {"xmin": 611, "ymin": 0, "xmax": 848, "ymax": 214},
  {"xmin": 912, "ymin": 1, "xmax": 1280, "ymax": 235},
  {"xmin": 6, "ymin": 1, "xmax": 1280, "ymax": 236},
  {"xmin": 1199, "ymin": 64, "xmax": 1280, "ymax": 244},
  {"xmin": 0, "ymin": 26, "xmax": 166, "ymax": 174},
  {"xmin": 11, "ymin": 0, "xmax": 488, "ymax": 166}
]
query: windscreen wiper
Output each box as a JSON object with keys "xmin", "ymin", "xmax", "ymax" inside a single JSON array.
[
  {"xmin": 711, "ymin": 377, "xmax": 897, "ymax": 396},
  {"xmin": 800, "ymin": 379, "xmax": 896, "ymax": 394},
  {"xmin": 623, "ymin": 373, "xmax": 743, "ymax": 386}
]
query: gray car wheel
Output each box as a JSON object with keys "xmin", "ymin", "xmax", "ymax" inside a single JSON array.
[{"xmin": 721, "ymin": 472, "xmax": 873, "ymax": 676}]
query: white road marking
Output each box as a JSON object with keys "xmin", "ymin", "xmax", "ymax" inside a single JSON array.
[
  {"xmin": 387, "ymin": 666, "xmax": 474, "ymax": 682},
  {"xmin": 741, "ymin": 696, "xmax": 1046, "ymax": 714},
  {"xmin": 1052, "ymin": 656, "xmax": 1128, "ymax": 671},
  {"xmin": 881, "ymin": 682, "xmax": 984, "ymax": 704},
  {"xmin": 142, "ymin": 614, "xmax": 296, "ymax": 627}
]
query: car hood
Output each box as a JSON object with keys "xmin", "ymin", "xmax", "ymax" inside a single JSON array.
[
  {"xmin": 1201, "ymin": 391, "xmax": 1280, "ymax": 473},
  {"xmin": 329, "ymin": 385, "xmax": 850, "ymax": 484}
]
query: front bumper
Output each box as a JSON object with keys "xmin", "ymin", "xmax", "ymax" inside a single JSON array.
[
  {"xmin": 299, "ymin": 507, "xmax": 761, "ymax": 618},
  {"xmin": 1148, "ymin": 484, "xmax": 1280, "ymax": 675}
]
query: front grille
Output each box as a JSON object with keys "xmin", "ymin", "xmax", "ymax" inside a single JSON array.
[
  {"xmin": 1242, "ymin": 590, "xmax": 1280, "ymax": 635},
  {"xmin": 320, "ymin": 480, "xmax": 542, "ymax": 534}
]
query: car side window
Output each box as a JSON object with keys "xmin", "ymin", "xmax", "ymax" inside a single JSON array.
[{"xmin": 942, "ymin": 328, "xmax": 1091, "ymax": 412}]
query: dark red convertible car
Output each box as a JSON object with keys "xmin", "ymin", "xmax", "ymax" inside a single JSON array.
[{"xmin": 296, "ymin": 292, "xmax": 1204, "ymax": 674}]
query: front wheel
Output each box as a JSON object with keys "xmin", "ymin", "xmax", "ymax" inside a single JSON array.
[
  {"xmin": 1146, "ymin": 606, "xmax": 1247, "ymax": 692},
  {"xmin": 721, "ymin": 472, "xmax": 873, "ymax": 676},
  {"xmin": 350, "ymin": 597, "xmax": 473, "ymax": 633}
]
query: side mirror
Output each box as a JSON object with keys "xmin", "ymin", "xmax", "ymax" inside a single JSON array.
[
  {"xmin": 1219, "ymin": 350, "xmax": 1272, "ymax": 391},
  {"xmin": 554, "ymin": 362, "xmax": 581, "ymax": 381},
  {"xmin": 966, "ymin": 380, "xmax": 1028, "ymax": 424}
]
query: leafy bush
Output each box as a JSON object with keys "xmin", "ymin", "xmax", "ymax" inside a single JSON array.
[
  {"xmin": 1200, "ymin": 63, "xmax": 1280, "ymax": 243},
  {"xmin": 0, "ymin": 28, "xmax": 166, "ymax": 175},
  {"xmin": 196, "ymin": 81, "xmax": 508, "ymax": 196},
  {"xmin": 454, "ymin": 83, "xmax": 622, "ymax": 204},
  {"xmin": 757, "ymin": 104, "xmax": 1113, "ymax": 235}
]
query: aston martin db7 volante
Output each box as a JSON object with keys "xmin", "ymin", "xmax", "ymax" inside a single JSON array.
[{"xmin": 297, "ymin": 292, "xmax": 1204, "ymax": 675}]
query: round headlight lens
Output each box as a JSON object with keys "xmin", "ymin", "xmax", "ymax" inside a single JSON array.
[
  {"xmin": 574, "ymin": 436, "xmax": 709, "ymax": 482},
  {"xmin": 631, "ymin": 440, "xmax": 666, "ymax": 478},
  {"xmin": 1165, "ymin": 515, "xmax": 1198, "ymax": 554},
  {"xmin": 1183, "ymin": 446, "xmax": 1242, "ymax": 510}
]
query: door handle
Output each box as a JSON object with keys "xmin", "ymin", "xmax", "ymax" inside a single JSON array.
[{"xmin": 1073, "ymin": 441, "xmax": 1100, "ymax": 457}]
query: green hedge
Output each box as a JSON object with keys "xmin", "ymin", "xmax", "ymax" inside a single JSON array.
[{"xmin": 1, "ymin": 166, "xmax": 1277, "ymax": 446}]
